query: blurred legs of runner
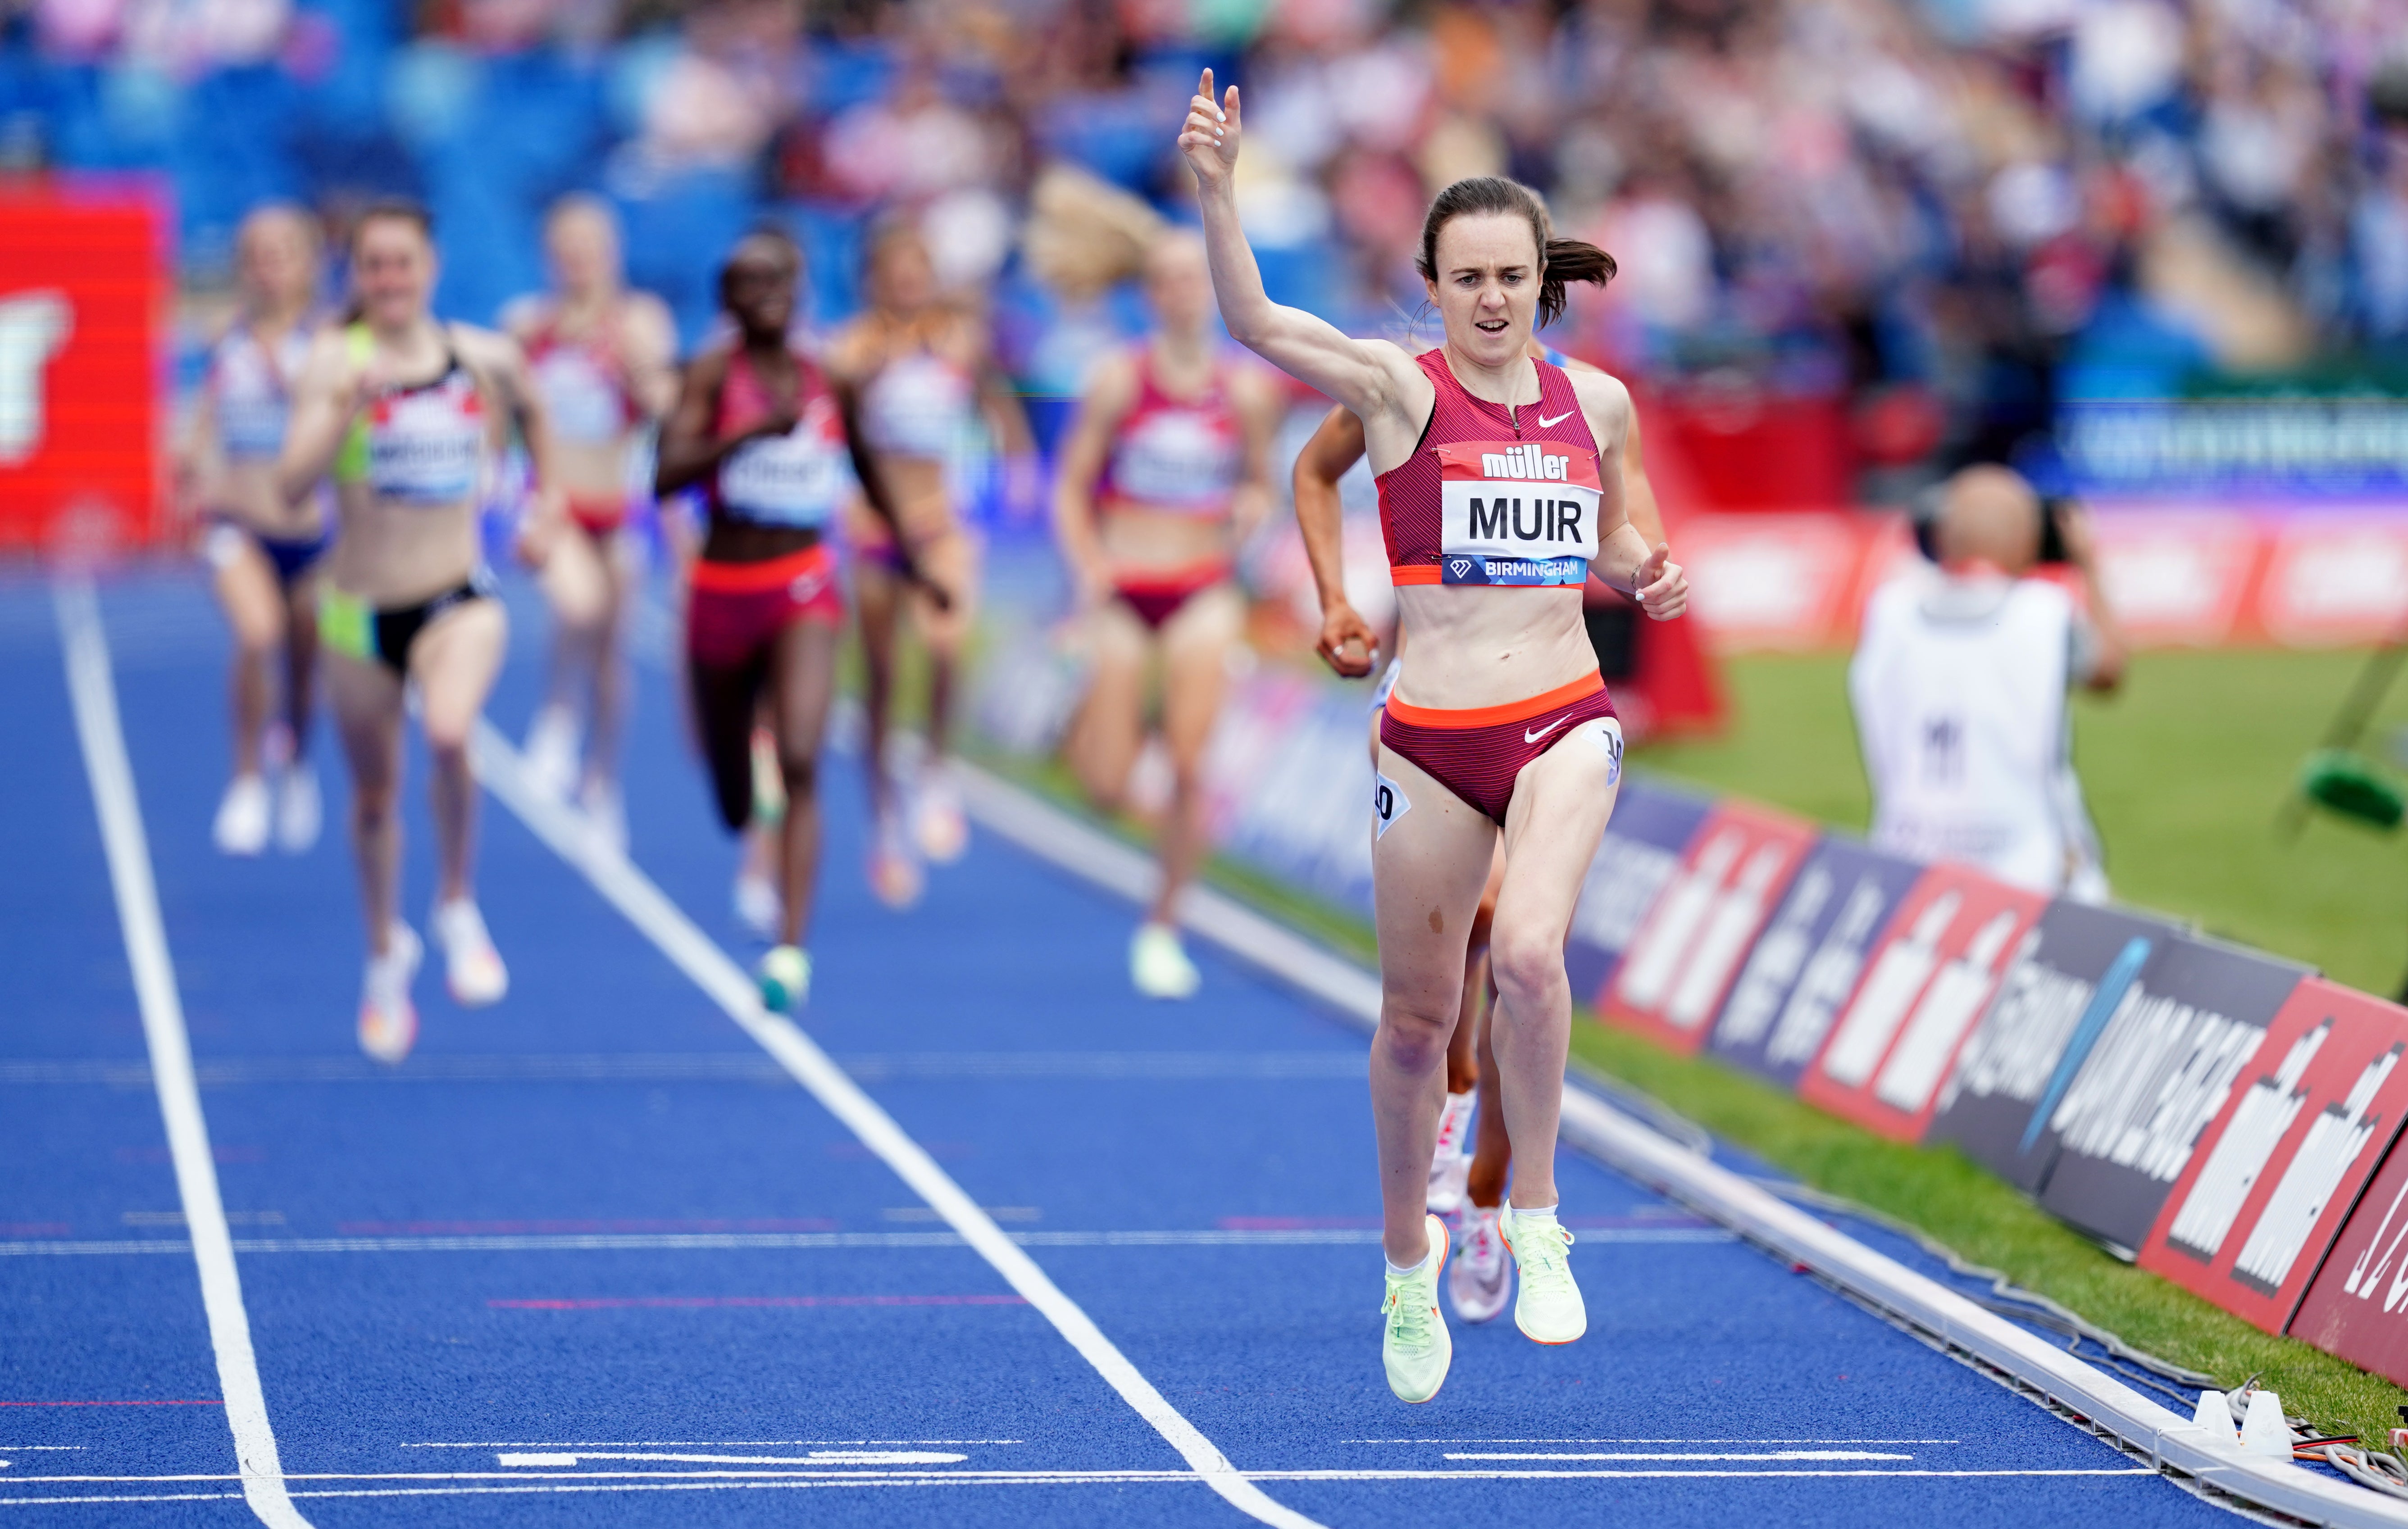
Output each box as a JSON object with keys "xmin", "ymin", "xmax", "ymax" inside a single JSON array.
[
  {"xmin": 856, "ymin": 525, "xmax": 979, "ymax": 907},
  {"xmin": 691, "ymin": 615, "xmax": 839, "ymax": 1005},
  {"xmin": 327, "ymin": 597, "xmax": 509, "ymax": 1061},
  {"xmin": 528, "ymin": 519, "xmax": 631, "ymax": 850},
  {"xmin": 211, "ymin": 538, "xmax": 321, "ymax": 855},
  {"xmin": 1065, "ymin": 583, "xmax": 1241, "ymax": 998}
]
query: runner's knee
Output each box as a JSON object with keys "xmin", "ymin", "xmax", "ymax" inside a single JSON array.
[
  {"xmin": 1488, "ymin": 929, "xmax": 1565, "ymax": 1009},
  {"xmin": 1379, "ymin": 1000, "xmax": 1456, "ymax": 1070},
  {"xmin": 778, "ymin": 750, "xmax": 818, "ymax": 803}
]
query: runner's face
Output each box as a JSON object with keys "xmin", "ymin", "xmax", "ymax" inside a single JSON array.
[
  {"xmin": 548, "ymin": 210, "xmax": 618, "ymax": 297},
  {"xmin": 352, "ymin": 218, "xmax": 435, "ymax": 330},
  {"xmin": 724, "ymin": 241, "xmax": 799, "ymax": 339},
  {"xmin": 1144, "ymin": 236, "xmax": 1212, "ymax": 337},
  {"xmin": 239, "ymin": 215, "xmax": 316, "ymax": 313},
  {"xmin": 873, "ymin": 238, "xmax": 935, "ymax": 313},
  {"xmin": 1426, "ymin": 212, "xmax": 1539, "ymax": 369}
]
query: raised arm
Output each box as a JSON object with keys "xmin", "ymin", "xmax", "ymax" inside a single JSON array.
[
  {"xmin": 1292, "ymin": 404, "xmax": 1379, "ymax": 677},
  {"xmin": 1177, "ymin": 69, "xmax": 1420, "ymax": 433},
  {"xmin": 1050, "ymin": 349, "xmax": 1139, "ymax": 610},
  {"xmin": 459, "ymin": 325, "xmax": 564, "ymax": 562}
]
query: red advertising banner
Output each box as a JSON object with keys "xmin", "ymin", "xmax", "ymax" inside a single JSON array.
[
  {"xmin": 1793, "ymin": 866, "xmax": 2048, "ymax": 1143},
  {"xmin": 2256, "ymin": 517, "xmax": 2408, "ymax": 649},
  {"xmin": 2145, "ymin": 979, "xmax": 2408, "ymax": 1335},
  {"xmin": 1601, "ymin": 801, "xmax": 1815, "ymax": 1055},
  {"xmin": 0, "ymin": 186, "xmax": 166, "ymax": 551},
  {"xmin": 2089, "ymin": 509, "xmax": 2266, "ymax": 649}
]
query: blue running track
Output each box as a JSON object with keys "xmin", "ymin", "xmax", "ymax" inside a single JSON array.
[{"xmin": 0, "ymin": 567, "xmax": 2247, "ymax": 1525}]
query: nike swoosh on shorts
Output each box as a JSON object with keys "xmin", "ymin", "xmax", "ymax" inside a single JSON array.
[
  {"xmin": 1537, "ymin": 410, "xmax": 1573, "ymax": 428},
  {"xmin": 1524, "ymin": 717, "xmax": 1568, "ymax": 743}
]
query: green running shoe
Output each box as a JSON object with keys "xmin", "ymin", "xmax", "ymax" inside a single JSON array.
[
  {"xmin": 1380, "ymin": 1214, "xmax": 1452, "ymax": 1403},
  {"xmin": 758, "ymin": 944, "xmax": 811, "ymax": 1013},
  {"xmin": 1499, "ymin": 1205, "xmax": 1585, "ymax": 1344}
]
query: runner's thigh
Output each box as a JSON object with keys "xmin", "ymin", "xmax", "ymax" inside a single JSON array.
[
  {"xmin": 1494, "ymin": 717, "xmax": 1624, "ymax": 943},
  {"xmin": 1372, "ymin": 740, "xmax": 1499, "ymax": 1015}
]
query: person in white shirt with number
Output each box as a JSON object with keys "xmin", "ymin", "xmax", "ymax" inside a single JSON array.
[
  {"xmin": 1851, "ymin": 464, "xmax": 2124, "ymax": 899},
  {"xmin": 1178, "ymin": 70, "xmax": 1689, "ymax": 1402},
  {"xmin": 278, "ymin": 200, "xmax": 562, "ymax": 1064}
]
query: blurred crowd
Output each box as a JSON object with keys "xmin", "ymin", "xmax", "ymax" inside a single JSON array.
[{"xmin": 8, "ymin": 0, "xmax": 2408, "ymax": 481}]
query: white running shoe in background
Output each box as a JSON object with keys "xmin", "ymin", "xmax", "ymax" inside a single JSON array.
[
  {"xmin": 432, "ymin": 898, "xmax": 509, "ymax": 1007},
  {"xmin": 213, "ymin": 774, "xmax": 271, "ymax": 856},
  {"xmin": 275, "ymin": 762, "xmax": 321, "ymax": 853},
  {"xmin": 733, "ymin": 868, "xmax": 782, "ymax": 940},
  {"xmin": 358, "ymin": 923, "xmax": 423, "ymax": 1065},
  {"xmin": 578, "ymin": 777, "xmax": 627, "ymax": 858},
  {"xmin": 1130, "ymin": 921, "xmax": 1201, "ymax": 999},
  {"xmin": 868, "ymin": 812, "xmax": 923, "ymax": 909},
  {"xmin": 914, "ymin": 762, "xmax": 969, "ymax": 863},
  {"xmin": 522, "ymin": 705, "xmax": 581, "ymax": 801},
  {"xmin": 1450, "ymin": 1204, "xmax": 1511, "ymax": 1324},
  {"xmin": 1427, "ymin": 1091, "xmax": 1474, "ymax": 1213}
]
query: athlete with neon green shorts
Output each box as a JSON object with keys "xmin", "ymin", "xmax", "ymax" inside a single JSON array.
[{"xmin": 278, "ymin": 200, "xmax": 564, "ymax": 1064}]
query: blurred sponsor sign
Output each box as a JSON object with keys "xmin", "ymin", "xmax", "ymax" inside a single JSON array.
[
  {"xmin": 1793, "ymin": 866, "xmax": 2048, "ymax": 1142},
  {"xmin": 1677, "ymin": 513, "xmax": 1880, "ymax": 651},
  {"xmin": 2034, "ymin": 936, "xmax": 2308, "ymax": 1253},
  {"xmin": 2088, "ymin": 510, "xmax": 2264, "ymax": 647},
  {"xmin": 1925, "ymin": 903, "xmax": 2185, "ymax": 1195},
  {"xmin": 1601, "ymin": 801, "xmax": 1814, "ymax": 1054},
  {"xmin": 1707, "ymin": 839, "xmax": 1925, "ymax": 1089},
  {"xmin": 2061, "ymin": 399, "xmax": 2408, "ymax": 498},
  {"xmin": 2255, "ymin": 517, "xmax": 2408, "ymax": 647},
  {"xmin": 1566, "ymin": 780, "xmax": 1712, "ymax": 1006},
  {"xmin": 2288, "ymin": 1116, "xmax": 2408, "ymax": 1387},
  {"xmin": 2145, "ymin": 979, "xmax": 2408, "ymax": 1334},
  {"xmin": 0, "ymin": 186, "xmax": 165, "ymax": 551}
]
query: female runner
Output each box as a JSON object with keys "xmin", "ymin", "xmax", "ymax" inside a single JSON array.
[
  {"xmin": 655, "ymin": 229, "xmax": 934, "ymax": 1012},
  {"xmin": 826, "ymin": 220, "xmax": 1034, "ymax": 904},
  {"xmin": 508, "ymin": 195, "xmax": 678, "ymax": 849},
  {"xmin": 182, "ymin": 204, "xmax": 329, "ymax": 858},
  {"xmin": 1052, "ymin": 229, "xmax": 1278, "ymax": 998},
  {"xmin": 279, "ymin": 200, "xmax": 560, "ymax": 1063},
  {"xmin": 1179, "ymin": 72, "xmax": 1688, "ymax": 1402},
  {"xmin": 1293, "ymin": 343, "xmax": 1671, "ymax": 1326}
]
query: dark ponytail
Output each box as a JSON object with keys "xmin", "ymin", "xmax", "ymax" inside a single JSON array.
[{"xmin": 1415, "ymin": 176, "xmax": 1616, "ymax": 328}]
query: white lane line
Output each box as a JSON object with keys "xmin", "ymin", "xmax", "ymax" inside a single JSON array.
[
  {"xmin": 469, "ymin": 720, "xmax": 1323, "ymax": 1529},
  {"xmin": 1345, "ymin": 1437, "xmax": 1962, "ymax": 1445},
  {"xmin": 0, "ymin": 1226, "xmax": 1731, "ymax": 1257},
  {"xmin": 0, "ymin": 1465, "xmax": 2162, "ymax": 1486},
  {"xmin": 53, "ymin": 577, "xmax": 312, "ymax": 1529},
  {"xmin": 401, "ymin": 1439, "xmax": 1023, "ymax": 1447}
]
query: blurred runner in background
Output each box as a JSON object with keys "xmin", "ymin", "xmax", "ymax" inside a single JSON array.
[
  {"xmin": 1295, "ymin": 338, "xmax": 1672, "ymax": 1324},
  {"xmin": 656, "ymin": 228, "xmax": 936, "ymax": 1013},
  {"xmin": 1052, "ymin": 230, "xmax": 1279, "ymax": 999},
  {"xmin": 828, "ymin": 218, "xmax": 1034, "ymax": 906},
  {"xmin": 508, "ymin": 195, "xmax": 678, "ymax": 854},
  {"xmin": 182, "ymin": 204, "xmax": 330, "ymax": 859},
  {"xmin": 278, "ymin": 200, "xmax": 560, "ymax": 1062}
]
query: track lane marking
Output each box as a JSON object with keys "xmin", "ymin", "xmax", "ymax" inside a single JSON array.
[
  {"xmin": 53, "ymin": 577, "xmax": 312, "ymax": 1529},
  {"xmin": 469, "ymin": 719, "xmax": 1325, "ymax": 1529},
  {"xmin": 0, "ymin": 1226, "xmax": 1732, "ymax": 1257}
]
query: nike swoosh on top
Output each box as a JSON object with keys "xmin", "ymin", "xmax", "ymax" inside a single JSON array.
[
  {"xmin": 1537, "ymin": 410, "xmax": 1574, "ymax": 428},
  {"xmin": 1523, "ymin": 717, "xmax": 1568, "ymax": 743}
]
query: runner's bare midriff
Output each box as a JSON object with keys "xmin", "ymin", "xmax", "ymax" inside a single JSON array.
[
  {"xmin": 326, "ymin": 483, "xmax": 482, "ymax": 607},
  {"xmin": 209, "ymin": 459, "xmax": 324, "ymax": 541},
  {"xmin": 1389, "ymin": 584, "xmax": 1597, "ymax": 711},
  {"xmin": 1097, "ymin": 497, "xmax": 1235, "ymax": 578},
  {"xmin": 552, "ymin": 436, "xmax": 631, "ymax": 504}
]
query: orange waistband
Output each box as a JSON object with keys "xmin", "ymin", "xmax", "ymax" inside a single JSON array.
[
  {"xmin": 689, "ymin": 543, "xmax": 836, "ymax": 594},
  {"xmin": 1384, "ymin": 670, "xmax": 1604, "ymax": 729},
  {"xmin": 1113, "ymin": 558, "xmax": 1233, "ymax": 594},
  {"xmin": 1391, "ymin": 565, "xmax": 1443, "ymax": 585}
]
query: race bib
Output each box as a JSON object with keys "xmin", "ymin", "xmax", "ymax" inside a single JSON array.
[
  {"xmin": 366, "ymin": 379, "xmax": 485, "ymax": 504},
  {"xmin": 534, "ymin": 349, "xmax": 626, "ymax": 445},
  {"xmin": 1111, "ymin": 409, "xmax": 1240, "ymax": 512},
  {"xmin": 720, "ymin": 403, "xmax": 853, "ymax": 527},
  {"xmin": 863, "ymin": 354, "xmax": 974, "ymax": 458},
  {"xmin": 214, "ymin": 346, "xmax": 291, "ymax": 460},
  {"xmin": 1373, "ymin": 770, "xmax": 1411, "ymax": 839},
  {"xmin": 1436, "ymin": 440, "xmax": 1601, "ymax": 586}
]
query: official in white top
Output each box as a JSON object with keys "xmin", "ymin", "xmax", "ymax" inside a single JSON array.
[{"xmin": 1851, "ymin": 466, "xmax": 2126, "ymax": 900}]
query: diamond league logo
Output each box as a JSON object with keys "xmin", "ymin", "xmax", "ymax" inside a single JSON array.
[{"xmin": 1448, "ymin": 557, "xmax": 1475, "ymax": 579}]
